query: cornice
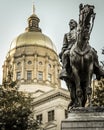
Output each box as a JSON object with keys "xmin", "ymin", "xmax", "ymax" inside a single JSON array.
[
  {"xmin": 9, "ymin": 44, "xmax": 58, "ymax": 56},
  {"xmin": 32, "ymin": 88, "xmax": 70, "ymax": 107}
]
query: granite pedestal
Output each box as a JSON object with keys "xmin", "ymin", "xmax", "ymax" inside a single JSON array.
[{"xmin": 61, "ymin": 107, "xmax": 104, "ymax": 130}]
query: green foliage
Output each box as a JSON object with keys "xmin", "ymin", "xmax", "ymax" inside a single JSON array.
[
  {"xmin": 0, "ymin": 83, "xmax": 38, "ymax": 130},
  {"xmin": 92, "ymin": 79, "xmax": 104, "ymax": 106}
]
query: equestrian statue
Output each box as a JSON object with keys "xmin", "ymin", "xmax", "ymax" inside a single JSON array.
[{"xmin": 59, "ymin": 4, "xmax": 104, "ymax": 109}]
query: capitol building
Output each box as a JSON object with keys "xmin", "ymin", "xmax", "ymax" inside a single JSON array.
[{"xmin": 2, "ymin": 5, "xmax": 69, "ymax": 130}]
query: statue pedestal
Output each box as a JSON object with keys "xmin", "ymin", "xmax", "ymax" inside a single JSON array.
[{"xmin": 61, "ymin": 107, "xmax": 104, "ymax": 130}]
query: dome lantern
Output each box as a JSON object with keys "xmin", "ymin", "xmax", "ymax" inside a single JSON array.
[{"xmin": 25, "ymin": 4, "xmax": 41, "ymax": 32}]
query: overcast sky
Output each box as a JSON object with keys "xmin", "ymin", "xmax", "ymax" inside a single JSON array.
[{"xmin": 0, "ymin": 0, "xmax": 104, "ymax": 84}]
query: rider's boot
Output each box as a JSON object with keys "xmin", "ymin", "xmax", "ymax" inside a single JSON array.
[
  {"xmin": 59, "ymin": 68, "xmax": 69, "ymax": 80},
  {"xmin": 59, "ymin": 53, "xmax": 70, "ymax": 80}
]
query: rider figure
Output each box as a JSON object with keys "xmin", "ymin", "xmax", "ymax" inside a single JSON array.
[
  {"xmin": 59, "ymin": 19, "xmax": 104, "ymax": 81},
  {"xmin": 59, "ymin": 19, "xmax": 77, "ymax": 80}
]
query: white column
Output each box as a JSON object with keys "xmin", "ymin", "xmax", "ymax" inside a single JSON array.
[
  {"xmin": 21, "ymin": 55, "xmax": 25, "ymax": 82},
  {"xmin": 33, "ymin": 53, "xmax": 38, "ymax": 82},
  {"xmin": 45, "ymin": 55, "xmax": 49, "ymax": 84},
  {"xmin": 53, "ymin": 60, "xmax": 58, "ymax": 88}
]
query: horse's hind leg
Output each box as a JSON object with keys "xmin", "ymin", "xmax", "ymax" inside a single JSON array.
[
  {"xmin": 81, "ymin": 83, "xmax": 87, "ymax": 107},
  {"xmin": 86, "ymin": 63, "xmax": 93, "ymax": 106}
]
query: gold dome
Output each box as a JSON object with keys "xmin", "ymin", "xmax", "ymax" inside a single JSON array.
[
  {"xmin": 10, "ymin": 7, "xmax": 57, "ymax": 52},
  {"xmin": 3, "ymin": 6, "xmax": 61, "ymax": 89},
  {"xmin": 10, "ymin": 31, "xmax": 57, "ymax": 52}
]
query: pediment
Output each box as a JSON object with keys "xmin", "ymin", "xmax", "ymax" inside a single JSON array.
[
  {"xmin": 44, "ymin": 122, "xmax": 57, "ymax": 129},
  {"xmin": 32, "ymin": 89, "xmax": 45, "ymax": 97}
]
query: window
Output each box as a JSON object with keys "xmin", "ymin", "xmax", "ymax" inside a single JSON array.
[
  {"xmin": 28, "ymin": 60, "xmax": 32, "ymax": 65},
  {"xmin": 27, "ymin": 71, "xmax": 32, "ymax": 80},
  {"xmin": 48, "ymin": 110, "xmax": 54, "ymax": 122},
  {"xmin": 48, "ymin": 64, "xmax": 51, "ymax": 68},
  {"xmin": 48, "ymin": 73, "xmax": 52, "ymax": 81},
  {"xmin": 39, "ymin": 61, "xmax": 43, "ymax": 65},
  {"xmin": 29, "ymin": 20, "xmax": 32, "ymax": 27},
  {"xmin": 17, "ymin": 62, "xmax": 21, "ymax": 66},
  {"xmin": 38, "ymin": 71, "xmax": 43, "ymax": 80},
  {"xmin": 16, "ymin": 72, "xmax": 21, "ymax": 80},
  {"xmin": 32, "ymin": 20, "xmax": 36, "ymax": 26},
  {"xmin": 36, "ymin": 114, "xmax": 42, "ymax": 124}
]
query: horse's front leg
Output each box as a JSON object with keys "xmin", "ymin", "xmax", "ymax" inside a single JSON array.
[
  {"xmin": 66, "ymin": 81, "xmax": 76, "ymax": 109},
  {"xmin": 86, "ymin": 63, "xmax": 93, "ymax": 106},
  {"xmin": 71, "ymin": 65, "xmax": 83, "ymax": 107}
]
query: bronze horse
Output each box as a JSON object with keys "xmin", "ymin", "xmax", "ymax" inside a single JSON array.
[{"xmin": 67, "ymin": 4, "xmax": 96, "ymax": 108}]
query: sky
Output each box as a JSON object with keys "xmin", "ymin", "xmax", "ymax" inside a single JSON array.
[{"xmin": 0, "ymin": 0, "xmax": 104, "ymax": 85}]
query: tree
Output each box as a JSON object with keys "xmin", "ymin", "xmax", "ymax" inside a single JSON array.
[
  {"xmin": 92, "ymin": 78, "xmax": 104, "ymax": 106},
  {"xmin": 92, "ymin": 48, "xmax": 104, "ymax": 106},
  {"xmin": 0, "ymin": 81, "xmax": 39, "ymax": 130}
]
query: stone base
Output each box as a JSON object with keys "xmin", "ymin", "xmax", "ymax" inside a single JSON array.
[{"xmin": 61, "ymin": 107, "xmax": 104, "ymax": 130}]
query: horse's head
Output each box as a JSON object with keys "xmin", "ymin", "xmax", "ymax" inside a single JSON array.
[
  {"xmin": 79, "ymin": 4, "xmax": 96, "ymax": 34},
  {"xmin": 77, "ymin": 4, "xmax": 96, "ymax": 44}
]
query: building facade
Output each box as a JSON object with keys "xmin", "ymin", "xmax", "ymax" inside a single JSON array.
[{"xmin": 2, "ymin": 6, "xmax": 70, "ymax": 130}]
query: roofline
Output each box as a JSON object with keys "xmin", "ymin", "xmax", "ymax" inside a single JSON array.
[{"xmin": 32, "ymin": 88, "xmax": 70, "ymax": 106}]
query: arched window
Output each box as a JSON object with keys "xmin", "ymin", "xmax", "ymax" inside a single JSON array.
[
  {"xmin": 48, "ymin": 73, "xmax": 52, "ymax": 81},
  {"xmin": 38, "ymin": 71, "xmax": 43, "ymax": 80},
  {"xmin": 16, "ymin": 72, "xmax": 21, "ymax": 80},
  {"xmin": 27, "ymin": 71, "xmax": 32, "ymax": 80}
]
